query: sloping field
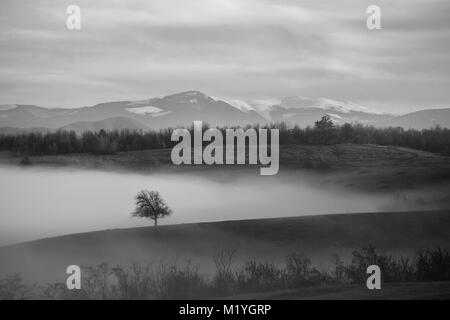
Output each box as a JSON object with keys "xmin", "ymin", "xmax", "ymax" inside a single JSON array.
[{"xmin": 0, "ymin": 210, "xmax": 449, "ymax": 283}]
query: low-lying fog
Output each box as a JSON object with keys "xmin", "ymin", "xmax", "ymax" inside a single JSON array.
[{"xmin": 0, "ymin": 165, "xmax": 444, "ymax": 246}]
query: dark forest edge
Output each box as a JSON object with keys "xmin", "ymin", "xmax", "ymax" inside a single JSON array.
[
  {"xmin": 1, "ymin": 246, "xmax": 450, "ymax": 299},
  {"xmin": 1, "ymin": 116, "xmax": 449, "ymax": 158}
]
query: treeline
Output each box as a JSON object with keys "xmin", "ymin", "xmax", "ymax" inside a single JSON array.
[
  {"xmin": 1, "ymin": 246, "xmax": 449, "ymax": 299},
  {"xmin": 0, "ymin": 129, "xmax": 174, "ymax": 156},
  {"xmin": 0, "ymin": 117, "xmax": 449, "ymax": 156}
]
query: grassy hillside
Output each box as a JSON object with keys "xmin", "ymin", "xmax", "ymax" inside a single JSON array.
[
  {"xmin": 2, "ymin": 144, "xmax": 450, "ymax": 193},
  {"xmin": 2, "ymin": 143, "xmax": 443, "ymax": 170},
  {"xmin": 1, "ymin": 210, "xmax": 449, "ymax": 283}
]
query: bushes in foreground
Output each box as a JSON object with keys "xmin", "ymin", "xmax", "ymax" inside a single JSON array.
[
  {"xmin": 0, "ymin": 273, "xmax": 34, "ymax": 300},
  {"xmin": 1, "ymin": 246, "xmax": 450, "ymax": 299}
]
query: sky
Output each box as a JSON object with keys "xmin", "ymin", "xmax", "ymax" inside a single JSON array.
[{"xmin": 0, "ymin": 0, "xmax": 449, "ymax": 114}]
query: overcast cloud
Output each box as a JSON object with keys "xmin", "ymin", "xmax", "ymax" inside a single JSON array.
[{"xmin": 0, "ymin": 0, "xmax": 449, "ymax": 113}]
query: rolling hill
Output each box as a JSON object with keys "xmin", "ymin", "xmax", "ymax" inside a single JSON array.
[
  {"xmin": 380, "ymin": 108, "xmax": 450, "ymax": 129},
  {"xmin": 0, "ymin": 210, "xmax": 449, "ymax": 283}
]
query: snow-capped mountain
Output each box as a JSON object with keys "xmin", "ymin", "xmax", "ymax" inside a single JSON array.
[
  {"xmin": 270, "ymin": 96, "xmax": 395, "ymax": 127},
  {"xmin": 260, "ymin": 97, "xmax": 450, "ymax": 129},
  {"xmin": 215, "ymin": 96, "xmax": 397, "ymax": 126},
  {"xmin": 0, "ymin": 91, "xmax": 449, "ymax": 133},
  {"xmin": 0, "ymin": 91, "xmax": 266, "ymax": 133}
]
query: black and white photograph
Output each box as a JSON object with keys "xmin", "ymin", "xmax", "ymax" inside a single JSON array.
[{"xmin": 1, "ymin": 0, "xmax": 450, "ymax": 303}]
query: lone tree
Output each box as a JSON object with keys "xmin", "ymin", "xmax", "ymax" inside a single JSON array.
[
  {"xmin": 315, "ymin": 114, "xmax": 334, "ymax": 131},
  {"xmin": 131, "ymin": 190, "xmax": 172, "ymax": 226},
  {"xmin": 314, "ymin": 115, "xmax": 335, "ymax": 144}
]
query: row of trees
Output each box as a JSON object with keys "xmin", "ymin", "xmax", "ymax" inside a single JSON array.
[
  {"xmin": 0, "ymin": 128, "xmax": 173, "ymax": 156},
  {"xmin": 2, "ymin": 246, "xmax": 450, "ymax": 299},
  {"xmin": 1, "ymin": 116, "xmax": 449, "ymax": 156}
]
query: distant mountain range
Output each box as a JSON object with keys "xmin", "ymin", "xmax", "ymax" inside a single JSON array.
[{"xmin": 0, "ymin": 91, "xmax": 449, "ymax": 134}]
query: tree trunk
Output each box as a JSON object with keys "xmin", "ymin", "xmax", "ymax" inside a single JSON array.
[{"xmin": 154, "ymin": 217, "xmax": 158, "ymax": 226}]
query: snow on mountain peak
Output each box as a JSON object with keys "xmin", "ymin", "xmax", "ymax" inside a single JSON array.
[
  {"xmin": 123, "ymin": 91, "xmax": 387, "ymax": 120},
  {"xmin": 272, "ymin": 96, "xmax": 388, "ymax": 115},
  {"xmin": 213, "ymin": 98, "xmax": 256, "ymax": 113},
  {"xmin": 126, "ymin": 106, "xmax": 164, "ymax": 115},
  {"xmin": 316, "ymin": 98, "xmax": 386, "ymax": 115}
]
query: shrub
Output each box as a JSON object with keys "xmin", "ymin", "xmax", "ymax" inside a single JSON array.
[
  {"xmin": 286, "ymin": 253, "xmax": 334, "ymax": 287},
  {"xmin": 212, "ymin": 248, "xmax": 237, "ymax": 295},
  {"xmin": 153, "ymin": 260, "xmax": 208, "ymax": 299},
  {"xmin": 345, "ymin": 246, "xmax": 417, "ymax": 283},
  {"xmin": 415, "ymin": 247, "xmax": 450, "ymax": 281},
  {"xmin": 0, "ymin": 273, "xmax": 34, "ymax": 300},
  {"xmin": 235, "ymin": 261, "xmax": 284, "ymax": 292},
  {"xmin": 112, "ymin": 262, "xmax": 154, "ymax": 299}
]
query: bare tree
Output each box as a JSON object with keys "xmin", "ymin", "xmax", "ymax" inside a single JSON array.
[
  {"xmin": 0, "ymin": 273, "xmax": 34, "ymax": 300},
  {"xmin": 131, "ymin": 190, "xmax": 172, "ymax": 226},
  {"xmin": 213, "ymin": 247, "xmax": 237, "ymax": 294}
]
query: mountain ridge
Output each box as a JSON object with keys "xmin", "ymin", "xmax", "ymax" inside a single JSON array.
[{"xmin": 1, "ymin": 91, "xmax": 449, "ymax": 132}]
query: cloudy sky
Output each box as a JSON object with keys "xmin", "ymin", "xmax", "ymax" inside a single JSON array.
[{"xmin": 0, "ymin": 0, "xmax": 449, "ymax": 113}]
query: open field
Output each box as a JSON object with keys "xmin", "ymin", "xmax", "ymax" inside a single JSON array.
[
  {"xmin": 1, "ymin": 145, "xmax": 449, "ymax": 298},
  {"xmin": 1, "ymin": 210, "xmax": 449, "ymax": 284},
  {"xmin": 2, "ymin": 144, "xmax": 450, "ymax": 193}
]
